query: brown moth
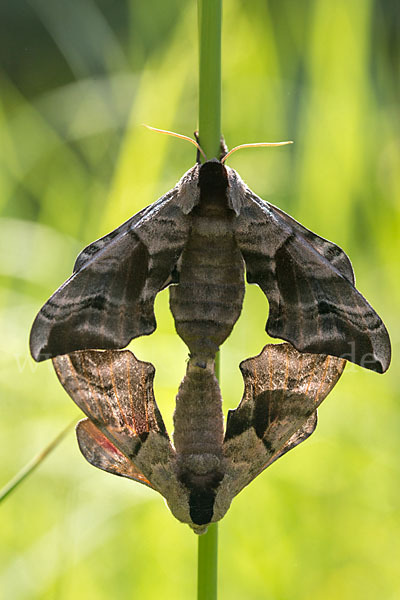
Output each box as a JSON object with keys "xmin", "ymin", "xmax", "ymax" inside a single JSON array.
[
  {"xmin": 31, "ymin": 156, "xmax": 391, "ymax": 373},
  {"xmin": 53, "ymin": 343, "xmax": 345, "ymax": 533}
]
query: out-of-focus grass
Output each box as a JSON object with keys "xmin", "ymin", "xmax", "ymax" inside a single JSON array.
[{"xmin": 0, "ymin": 0, "xmax": 399, "ymax": 598}]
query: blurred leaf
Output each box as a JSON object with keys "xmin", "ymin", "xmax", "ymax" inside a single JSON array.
[{"xmin": 0, "ymin": 420, "xmax": 75, "ymax": 504}]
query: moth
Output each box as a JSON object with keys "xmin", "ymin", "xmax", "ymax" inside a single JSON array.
[
  {"xmin": 53, "ymin": 342, "xmax": 345, "ymax": 533},
  {"xmin": 30, "ymin": 148, "xmax": 391, "ymax": 372}
]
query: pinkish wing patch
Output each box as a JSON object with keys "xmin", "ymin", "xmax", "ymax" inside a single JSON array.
[{"xmin": 76, "ymin": 418, "xmax": 154, "ymax": 488}]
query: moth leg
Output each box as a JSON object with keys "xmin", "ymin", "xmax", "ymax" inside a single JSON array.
[{"xmin": 193, "ymin": 131, "xmax": 228, "ymax": 161}]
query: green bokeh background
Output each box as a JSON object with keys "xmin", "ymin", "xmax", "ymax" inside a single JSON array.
[{"xmin": 1, "ymin": 1, "xmax": 399, "ymax": 598}]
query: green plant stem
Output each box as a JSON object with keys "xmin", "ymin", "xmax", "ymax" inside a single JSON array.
[
  {"xmin": 198, "ymin": 0, "xmax": 222, "ymax": 160},
  {"xmin": 197, "ymin": 522, "xmax": 218, "ymax": 599},
  {"xmin": 0, "ymin": 420, "xmax": 75, "ymax": 503},
  {"xmin": 197, "ymin": 0, "xmax": 222, "ymax": 598}
]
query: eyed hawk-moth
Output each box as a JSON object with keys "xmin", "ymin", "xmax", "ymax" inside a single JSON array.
[
  {"xmin": 31, "ymin": 157, "xmax": 391, "ymax": 373},
  {"xmin": 53, "ymin": 343, "xmax": 345, "ymax": 533}
]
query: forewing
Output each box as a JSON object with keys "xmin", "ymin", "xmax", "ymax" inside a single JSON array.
[
  {"xmin": 76, "ymin": 418, "xmax": 154, "ymax": 488},
  {"xmin": 30, "ymin": 187, "xmax": 191, "ymax": 361},
  {"xmin": 234, "ymin": 189, "xmax": 391, "ymax": 373},
  {"xmin": 52, "ymin": 349, "xmax": 171, "ymax": 461},
  {"xmin": 267, "ymin": 203, "xmax": 355, "ymax": 283},
  {"xmin": 73, "ymin": 202, "xmax": 160, "ymax": 272},
  {"xmin": 222, "ymin": 343, "xmax": 344, "ymax": 496}
]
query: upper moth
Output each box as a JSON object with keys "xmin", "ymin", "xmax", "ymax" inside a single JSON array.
[{"xmin": 30, "ymin": 142, "xmax": 391, "ymax": 372}]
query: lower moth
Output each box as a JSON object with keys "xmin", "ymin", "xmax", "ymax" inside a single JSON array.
[{"xmin": 53, "ymin": 343, "xmax": 345, "ymax": 533}]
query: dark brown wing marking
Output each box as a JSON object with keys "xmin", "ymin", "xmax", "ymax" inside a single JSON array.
[
  {"xmin": 76, "ymin": 418, "xmax": 154, "ymax": 488},
  {"xmin": 30, "ymin": 187, "xmax": 191, "ymax": 361},
  {"xmin": 234, "ymin": 188, "xmax": 391, "ymax": 373},
  {"xmin": 222, "ymin": 343, "xmax": 345, "ymax": 495},
  {"xmin": 261, "ymin": 412, "xmax": 318, "ymax": 470}
]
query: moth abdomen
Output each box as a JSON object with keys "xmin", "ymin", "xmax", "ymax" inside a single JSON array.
[
  {"xmin": 170, "ymin": 207, "xmax": 245, "ymax": 358},
  {"xmin": 173, "ymin": 359, "xmax": 225, "ymax": 480}
]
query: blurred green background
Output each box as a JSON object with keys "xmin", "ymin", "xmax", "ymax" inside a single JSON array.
[{"xmin": 0, "ymin": 0, "xmax": 399, "ymax": 598}]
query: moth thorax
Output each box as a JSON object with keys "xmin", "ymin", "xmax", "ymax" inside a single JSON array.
[
  {"xmin": 179, "ymin": 452, "xmax": 222, "ymax": 476},
  {"xmin": 198, "ymin": 160, "xmax": 228, "ymax": 199}
]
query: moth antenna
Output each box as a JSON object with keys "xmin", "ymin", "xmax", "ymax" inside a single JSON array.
[
  {"xmin": 221, "ymin": 140, "xmax": 294, "ymax": 164},
  {"xmin": 219, "ymin": 136, "xmax": 228, "ymax": 161},
  {"xmin": 143, "ymin": 125, "xmax": 207, "ymax": 161}
]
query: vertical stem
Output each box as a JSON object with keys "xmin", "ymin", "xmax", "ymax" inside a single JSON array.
[
  {"xmin": 197, "ymin": 1, "xmax": 222, "ymax": 598},
  {"xmin": 198, "ymin": 0, "xmax": 222, "ymax": 159},
  {"xmin": 197, "ymin": 523, "xmax": 218, "ymax": 600}
]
